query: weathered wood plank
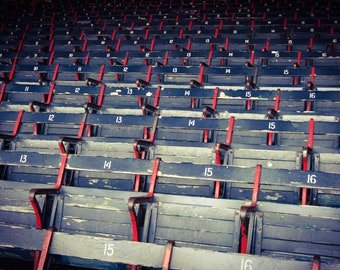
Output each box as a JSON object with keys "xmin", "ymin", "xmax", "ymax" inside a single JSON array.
[{"xmin": 1, "ymin": 226, "xmax": 338, "ymax": 270}]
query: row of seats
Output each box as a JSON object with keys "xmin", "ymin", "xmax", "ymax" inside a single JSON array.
[
  {"xmin": 1, "ymin": 31, "xmax": 338, "ymax": 54},
  {"xmin": 2, "ymin": 84, "xmax": 340, "ymax": 116},
  {"xmin": 2, "ymin": 26, "xmax": 338, "ymax": 43},
  {"xmin": 1, "ymin": 146, "xmax": 339, "ymax": 202},
  {"xmin": 0, "ymin": 108, "xmax": 339, "ymax": 269},
  {"xmin": 1, "ymin": 110, "xmax": 339, "ymax": 147},
  {"xmin": 1, "ymin": 63, "xmax": 339, "ymax": 91},
  {"xmin": 1, "ymin": 180, "xmax": 339, "ymax": 269},
  {"xmin": 8, "ymin": 50, "xmax": 338, "ymax": 68},
  {"xmin": 2, "ymin": 0, "xmax": 339, "ymax": 25},
  {"xmin": 1, "ymin": 111, "xmax": 339, "ymax": 206}
]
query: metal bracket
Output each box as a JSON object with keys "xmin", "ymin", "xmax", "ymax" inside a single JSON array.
[
  {"xmin": 85, "ymin": 77, "xmax": 101, "ymax": 86},
  {"xmin": 0, "ymin": 83, "xmax": 6, "ymax": 102},
  {"xmin": 190, "ymin": 64, "xmax": 206, "ymax": 88},
  {"xmin": 142, "ymin": 103, "xmax": 158, "ymax": 115},
  {"xmin": 28, "ymin": 84, "xmax": 55, "ymax": 115},
  {"xmin": 133, "ymin": 139, "xmax": 153, "ymax": 159},
  {"xmin": 311, "ymin": 255, "xmax": 320, "ymax": 270},
  {"xmin": 133, "ymin": 139, "xmax": 153, "ymax": 191},
  {"xmin": 214, "ymin": 117, "xmax": 235, "ymax": 197},
  {"xmin": 84, "ymin": 101, "xmax": 101, "ymax": 113},
  {"xmin": 203, "ymin": 105, "xmax": 216, "ymax": 118},
  {"xmin": 190, "ymin": 79, "xmax": 202, "ymax": 88},
  {"xmin": 0, "ymin": 110, "xmax": 24, "ymax": 139},
  {"xmin": 128, "ymin": 158, "xmax": 160, "ymax": 242},
  {"xmin": 29, "ymin": 188, "xmax": 60, "ymax": 230},
  {"xmin": 141, "ymin": 86, "xmax": 160, "ymax": 113},
  {"xmin": 83, "ymin": 82, "xmax": 106, "ymax": 113},
  {"xmin": 148, "ymin": 113, "xmax": 160, "ymax": 142},
  {"xmin": 240, "ymin": 164, "xmax": 262, "ymax": 220},
  {"xmin": 215, "ymin": 116, "xmax": 235, "ymax": 165},
  {"xmin": 162, "ymin": 240, "xmax": 175, "ymax": 270},
  {"xmin": 58, "ymin": 136, "xmax": 80, "ymax": 155},
  {"xmin": 136, "ymin": 65, "xmax": 152, "ymax": 88},
  {"xmin": 239, "ymin": 164, "xmax": 262, "ymax": 254},
  {"xmin": 301, "ymin": 118, "xmax": 315, "ymax": 205},
  {"xmin": 34, "ymin": 227, "xmax": 56, "ymax": 270}
]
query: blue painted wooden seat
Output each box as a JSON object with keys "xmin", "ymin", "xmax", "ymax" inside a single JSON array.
[
  {"xmin": 2, "ymin": 191, "xmax": 337, "ymax": 269},
  {"xmin": 13, "ymin": 64, "xmax": 58, "ymax": 85},
  {"xmin": 151, "ymin": 64, "xmax": 203, "ymax": 87},
  {"xmin": 203, "ymin": 66, "xmax": 256, "ymax": 88},
  {"xmin": 19, "ymin": 111, "xmax": 87, "ymax": 137},
  {"xmin": 252, "ymin": 202, "xmax": 340, "ymax": 264},
  {"xmin": 0, "ymin": 111, "xmax": 24, "ymax": 139},
  {"xmin": 0, "ymin": 180, "xmax": 55, "ymax": 263},
  {"xmin": 85, "ymin": 113, "xmax": 156, "ymax": 139},
  {"xmin": 143, "ymin": 194, "xmax": 248, "ymax": 252},
  {"xmin": 312, "ymin": 151, "xmax": 340, "ymax": 207},
  {"xmin": 54, "ymin": 186, "xmax": 145, "ymax": 240},
  {"xmin": 103, "ymin": 64, "xmax": 152, "ymax": 87},
  {"xmin": 0, "ymin": 151, "xmax": 62, "ymax": 185}
]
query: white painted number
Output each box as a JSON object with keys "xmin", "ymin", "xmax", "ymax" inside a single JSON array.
[
  {"xmin": 103, "ymin": 243, "xmax": 114, "ymax": 256},
  {"xmin": 307, "ymin": 174, "xmax": 317, "ymax": 184},
  {"xmin": 188, "ymin": 119, "xmax": 195, "ymax": 126},
  {"xmin": 48, "ymin": 114, "xmax": 55, "ymax": 121},
  {"xmin": 116, "ymin": 116, "xmax": 123, "ymax": 123},
  {"xmin": 268, "ymin": 122, "xmax": 276, "ymax": 130},
  {"xmin": 19, "ymin": 155, "xmax": 27, "ymax": 164},
  {"xmin": 204, "ymin": 167, "xmax": 213, "ymax": 177},
  {"xmin": 309, "ymin": 92, "xmax": 316, "ymax": 99},
  {"xmin": 103, "ymin": 160, "xmax": 112, "ymax": 169},
  {"xmin": 240, "ymin": 259, "xmax": 253, "ymax": 270}
]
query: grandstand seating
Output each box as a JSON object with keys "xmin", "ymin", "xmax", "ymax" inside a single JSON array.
[{"xmin": 0, "ymin": 0, "xmax": 339, "ymax": 269}]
